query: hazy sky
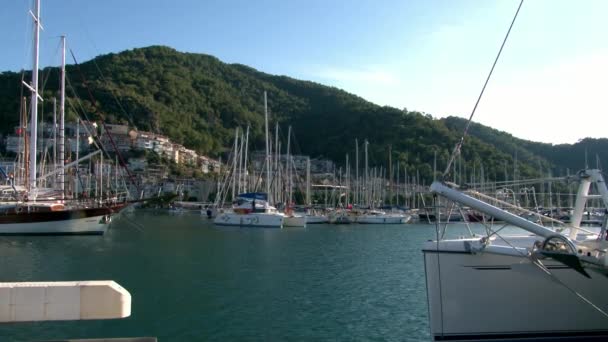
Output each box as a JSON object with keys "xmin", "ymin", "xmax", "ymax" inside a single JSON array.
[{"xmin": 2, "ymin": 0, "xmax": 606, "ymax": 144}]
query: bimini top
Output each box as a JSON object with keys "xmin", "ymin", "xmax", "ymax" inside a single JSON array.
[{"xmin": 237, "ymin": 192, "xmax": 268, "ymax": 201}]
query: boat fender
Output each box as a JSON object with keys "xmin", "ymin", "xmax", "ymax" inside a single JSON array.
[{"xmin": 100, "ymin": 215, "xmax": 112, "ymax": 224}]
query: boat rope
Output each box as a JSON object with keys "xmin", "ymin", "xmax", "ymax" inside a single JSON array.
[
  {"xmin": 442, "ymin": 0, "xmax": 524, "ymax": 180},
  {"xmin": 68, "ymin": 50, "xmax": 141, "ymax": 195},
  {"xmin": 433, "ymin": 195, "xmax": 446, "ymax": 337},
  {"xmin": 486, "ymin": 225, "xmax": 608, "ymax": 320},
  {"xmin": 115, "ymin": 210, "xmax": 144, "ymax": 232},
  {"xmin": 465, "ymin": 189, "xmax": 601, "ymax": 234}
]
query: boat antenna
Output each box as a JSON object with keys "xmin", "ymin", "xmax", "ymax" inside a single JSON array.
[{"xmin": 442, "ymin": 0, "xmax": 524, "ymax": 180}]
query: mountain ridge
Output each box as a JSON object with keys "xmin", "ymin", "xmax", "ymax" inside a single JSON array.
[{"xmin": 1, "ymin": 45, "xmax": 605, "ymax": 183}]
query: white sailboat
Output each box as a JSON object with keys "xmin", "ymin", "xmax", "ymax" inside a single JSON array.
[
  {"xmin": 355, "ymin": 209, "xmax": 410, "ymax": 224},
  {"xmin": 213, "ymin": 192, "xmax": 284, "ymax": 228},
  {"xmin": 422, "ymin": 2, "xmax": 608, "ymax": 339},
  {"xmin": 424, "ymin": 169, "xmax": 608, "ymax": 341},
  {"xmin": 304, "ymin": 208, "xmax": 329, "ymax": 224},
  {"xmin": 282, "ymin": 125, "xmax": 306, "ymax": 227},
  {"xmin": 213, "ymin": 92, "xmax": 285, "ymax": 228}
]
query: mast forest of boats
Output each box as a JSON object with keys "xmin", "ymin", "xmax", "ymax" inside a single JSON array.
[{"xmin": 0, "ymin": 0, "xmax": 135, "ymax": 235}]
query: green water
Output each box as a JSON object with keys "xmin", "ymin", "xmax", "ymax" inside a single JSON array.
[{"xmin": 0, "ymin": 211, "xmax": 437, "ymax": 341}]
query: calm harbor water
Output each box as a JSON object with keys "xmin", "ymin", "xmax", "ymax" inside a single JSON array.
[{"xmin": 0, "ymin": 211, "xmax": 447, "ymax": 341}]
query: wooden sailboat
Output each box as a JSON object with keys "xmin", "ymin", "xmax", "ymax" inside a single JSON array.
[{"xmin": 0, "ymin": 3, "xmax": 127, "ymax": 235}]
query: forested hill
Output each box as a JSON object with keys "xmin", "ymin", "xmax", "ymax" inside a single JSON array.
[
  {"xmin": 0, "ymin": 46, "xmax": 605, "ymax": 182},
  {"xmin": 442, "ymin": 117, "xmax": 608, "ymax": 175}
]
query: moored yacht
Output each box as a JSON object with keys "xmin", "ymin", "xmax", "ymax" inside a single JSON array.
[
  {"xmin": 423, "ymin": 169, "xmax": 608, "ymax": 341},
  {"xmin": 214, "ymin": 193, "xmax": 284, "ymax": 228},
  {"xmin": 355, "ymin": 209, "xmax": 410, "ymax": 224},
  {"xmin": 305, "ymin": 208, "xmax": 329, "ymax": 224},
  {"xmin": 0, "ymin": 202, "xmax": 127, "ymax": 235},
  {"xmin": 0, "ymin": 0, "xmax": 129, "ymax": 235}
]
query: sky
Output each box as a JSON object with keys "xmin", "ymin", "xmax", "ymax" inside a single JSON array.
[{"xmin": 1, "ymin": 0, "xmax": 607, "ymax": 145}]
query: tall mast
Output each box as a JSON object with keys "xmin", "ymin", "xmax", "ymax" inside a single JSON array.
[
  {"xmin": 274, "ymin": 122, "xmax": 279, "ymax": 203},
  {"xmin": 238, "ymin": 129, "xmax": 244, "ymax": 194},
  {"xmin": 364, "ymin": 140, "xmax": 369, "ymax": 207},
  {"xmin": 232, "ymin": 127, "xmax": 238, "ymax": 200},
  {"xmin": 264, "ymin": 91, "xmax": 270, "ymax": 197},
  {"xmin": 52, "ymin": 98, "xmax": 56, "ymax": 171},
  {"xmin": 355, "ymin": 139, "xmax": 359, "ymax": 205},
  {"xmin": 388, "ymin": 144, "xmax": 392, "ymax": 205},
  {"xmin": 60, "ymin": 35, "xmax": 66, "ymax": 199},
  {"xmin": 396, "ymin": 161, "xmax": 400, "ymax": 206},
  {"xmin": 346, "ymin": 154, "xmax": 350, "ymax": 206},
  {"xmin": 75, "ymin": 119, "xmax": 79, "ymax": 199},
  {"xmin": 29, "ymin": 0, "xmax": 42, "ymax": 195},
  {"xmin": 100, "ymin": 153, "xmax": 104, "ymax": 202},
  {"xmin": 306, "ymin": 157, "xmax": 311, "ymax": 205},
  {"xmin": 243, "ymin": 126, "xmax": 249, "ymax": 193},
  {"xmin": 286, "ymin": 125, "xmax": 291, "ymax": 205}
]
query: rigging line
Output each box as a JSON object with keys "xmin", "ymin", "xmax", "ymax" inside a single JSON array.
[
  {"xmin": 433, "ymin": 194, "xmax": 445, "ymax": 337},
  {"xmin": 88, "ymin": 57, "xmax": 139, "ymax": 130},
  {"xmin": 38, "ymin": 38, "xmax": 62, "ymax": 99},
  {"xmin": 65, "ymin": 75, "xmax": 137, "ymax": 200},
  {"xmin": 485, "ymin": 223, "xmax": 608, "ymax": 321},
  {"xmin": 68, "ymin": 49, "xmax": 140, "ymax": 195},
  {"xmin": 442, "ymin": 0, "xmax": 525, "ymax": 179},
  {"xmin": 66, "ymin": 7, "xmax": 142, "ymax": 129},
  {"xmin": 532, "ymin": 257, "xmax": 608, "ymax": 320},
  {"xmin": 64, "ymin": 77, "xmax": 103, "ymax": 151}
]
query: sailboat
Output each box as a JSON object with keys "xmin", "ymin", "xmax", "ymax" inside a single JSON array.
[
  {"xmin": 0, "ymin": 0, "xmax": 127, "ymax": 235},
  {"xmin": 214, "ymin": 192, "xmax": 284, "ymax": 228},
  {"xmin": 281, "ymin": 126, "xmax": 306, "ymax": 227},
  {"xmin": 212, "ymin": 92, "xmax": 285, "ymax": 228},
  {"xmin": 424, "ymin": 170, "xmax": 608, "ymax": 341},
  {"xmin": 422, "ymin": 1, "xmax": 608, "ymax": 340},
  {"xmin": 354, "ymin": 209, "xmax": 410, "ymax": 224}
]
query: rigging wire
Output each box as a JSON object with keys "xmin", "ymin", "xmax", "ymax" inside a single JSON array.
[
  {"xmin": 429, "ymin": 0, "xmax": 608, "ymax": 322},
  {"xmin": 488, "ymin": 225, "xmax": 608, "ymax": 321},
  {"xmin": 68, "ymin": 49, "xmax": 141, "ymax": 195},
  {"xmin": 442, "ymin": 0, "xmax": 525, "ymax": 180}
]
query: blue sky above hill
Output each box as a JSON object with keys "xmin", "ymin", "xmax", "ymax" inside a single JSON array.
[{"xmin": 2, "ymin": 0, "xmax": 607, "ymax": 144}]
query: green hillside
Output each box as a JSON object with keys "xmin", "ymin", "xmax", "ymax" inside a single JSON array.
[
  {"xmin": 1, "ymin": 46, "xmax": 604, "ymax": 184},
  {"xmin": 442, "ymin": 116, "xmax": 607, "ymax": 175}
]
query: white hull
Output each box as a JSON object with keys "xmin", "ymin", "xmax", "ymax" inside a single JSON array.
[
  {"xmin": 284, "ymin": 215, "xmax": 306, "ymax": 227},
  {"xmin": 0, "ymin": 215, "xmax": 110, "ymax": 235},
  {"xmin": 306, "ymin": 215, "xmax": 329, "ymax": 224},
  {"xmin": 214, "ymin": 212, "xmax": 284, "ymax": 228},
  {"xmin": 356, "ymin": 214, "xmax": 410, "ymax": 224},
  {"xmin": 328, "ymin": 211, "xmax": 352, "ymax": 224},
  {"xmin": 423, "ymin": 238, "xmax": 608, "ymax": 341}
]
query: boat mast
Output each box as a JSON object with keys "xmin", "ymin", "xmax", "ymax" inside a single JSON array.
[
  {"xmin": 238, "ymin": 129, "xmax": 244, "ymax": 194},
  {"xmin": 346, "ymin": 154, "xmax": 350, "ymax": 207},
  {"xmin": 388, "ymin": 144, "xmax": 392, "ymax": 205},
  {"xmin": 75, "ymin": 119, "xmax": 79, "ymax": 199},
  {"xmin": 231, "ymin": 127, "xmax": 238, "ymax": 200},
  {"xmin": 264, "ymin": 91, "xmax": 270, "ymax": 197},
  {"xmin": 355, "ymin": 139, "xmax": 359, "ymax": 205},
  {"xmin": 100, "ymin": 153, "xmax": 104, "ymax": 203},
  {"xmin": 243, "ymin": 126, "xmax": 249, "ymax": 193},
  {"xmin": 306, "ymin": 157, "xmax": 311, "ymax": 205},
  {"xmin": 286, "ymin": 125, "xmax": 291, "ymax": 206},
  {"xmin": 364, "ymin": 140, "xmax": 369, "ymax": 207},
  {"xmin": 28, "ymin": 0, "xmax": 42, "ymax": 196},
  {"xmin": 52, "ymin": 98, "xmax": 56, "ymax": 171},
  {"xmin": 60, "ymin": 35, "xmax": 66, "ymax": 199},
  {"xmin": 274, "ymin": 122, "xmax": 279, "ymax": 204}
]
